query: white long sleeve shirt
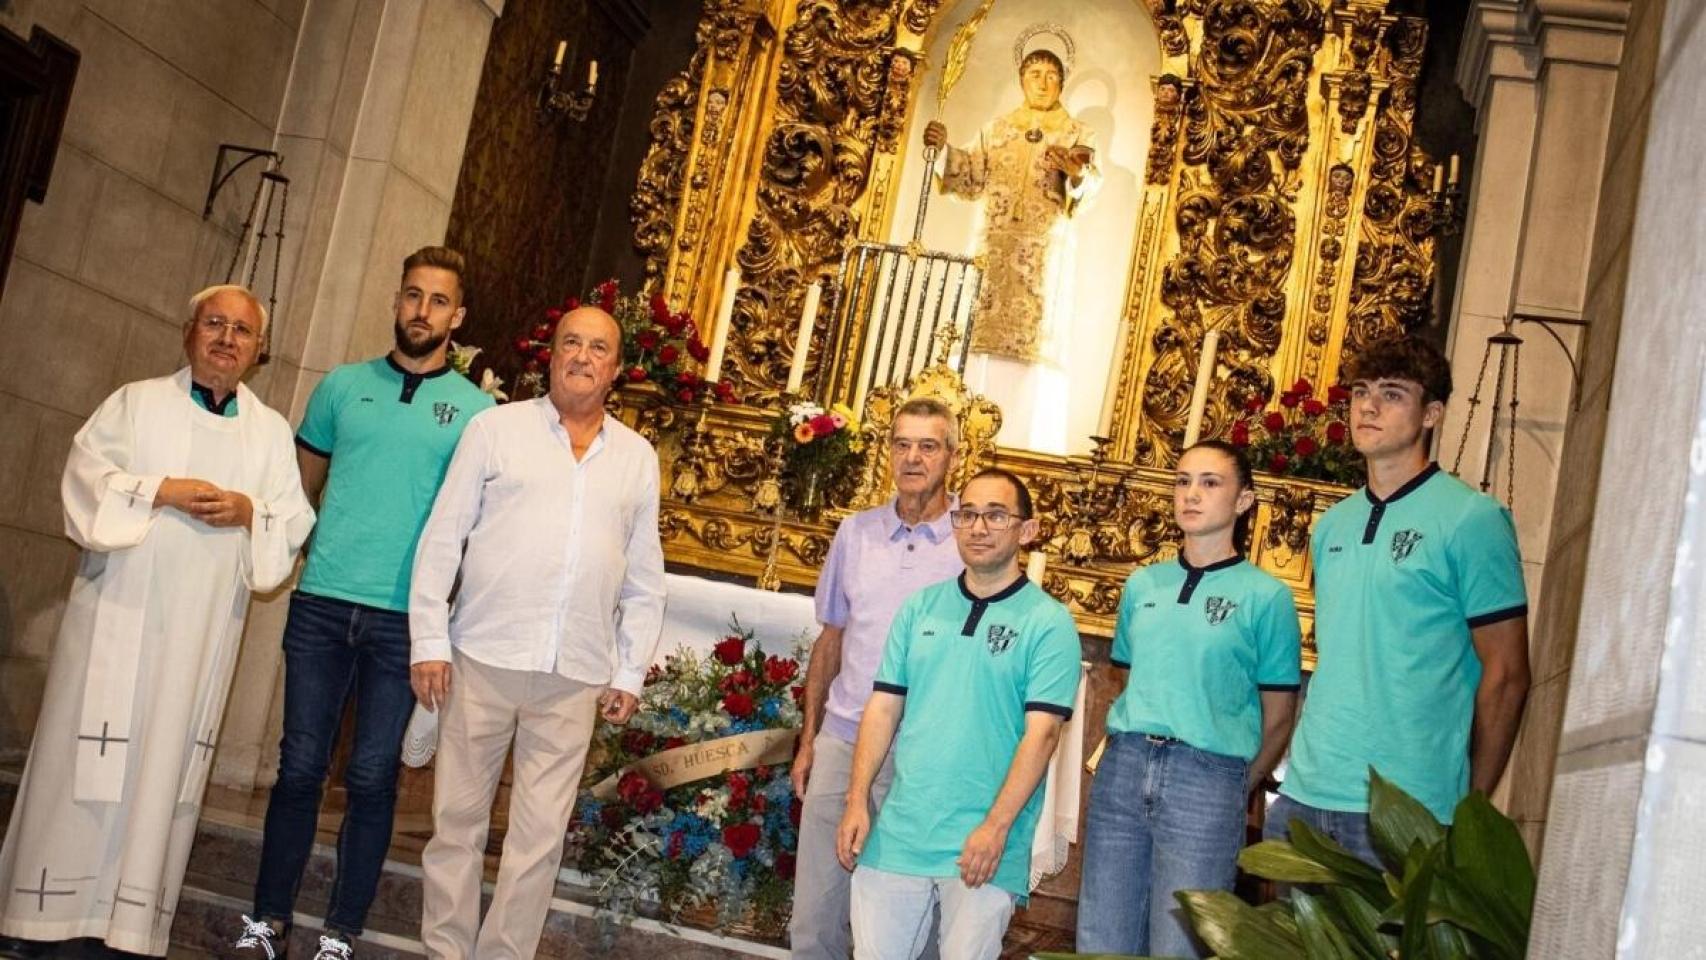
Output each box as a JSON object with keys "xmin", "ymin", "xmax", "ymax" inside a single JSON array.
[{"xmin": 408, "ymin": 398, "xmax": 666, "ymax": 693}]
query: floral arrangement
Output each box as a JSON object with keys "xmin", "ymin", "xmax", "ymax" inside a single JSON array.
[
  {"xmin": 770, "ymin": 401, "xmax": 866, "ymax": 512},
  {"xmin": 447, "ymin": 342, "xmax": 508, "ymax": 401},
  {"xmin": 512, "ymin": 279, "xmax": 736, "ymax": 405},
  {"xmin": 567, "ymin": 626, "xmax": 806, "ymax": 935},
  {"xmin": 1231, "ymin": 378, "xmax": 1365, "ymax": 486}
]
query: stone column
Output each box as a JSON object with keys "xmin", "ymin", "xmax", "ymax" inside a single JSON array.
[
  {"xmin": 1444, "ymin": 0, "xmax": 1627, "ymax": 825},
  {"xmin": 213, "ymin": 0, "xmax": 503, "ymax": 789}
]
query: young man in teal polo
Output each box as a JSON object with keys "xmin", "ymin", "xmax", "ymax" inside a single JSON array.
[
  {"xmin": 1268, "ymin": 335, "xmax": 1530, "ymax": 865},
  {"xmin": 236, "ymin": 247, "xmax": 495, "ymax": 960},
  {"xmin": 837, "ymin": 468, "xmax": 1081, "ymax": 960}
]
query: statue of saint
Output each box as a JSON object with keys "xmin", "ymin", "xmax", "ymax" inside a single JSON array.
[{"xmin": 924, "ymin": 40, "xmax": 1099, "ymax": 370}]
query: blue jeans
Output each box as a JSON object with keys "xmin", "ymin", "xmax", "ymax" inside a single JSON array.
[
  {"xmin": 1076, "ymin": 734, "xmax": 1248, "ymax": 958},
  {"xmin": 1262, "ymin": 794, "xmax": 1381, "ymax": 870},
  {"xmin": 253, "ymin": 591, "xmax": 415, "ymax": 935}
]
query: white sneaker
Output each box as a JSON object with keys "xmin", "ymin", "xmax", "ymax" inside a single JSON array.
[
  {"xmin": 312, "ymin": 934, "xmax": 354, "ymax": 960},
  {"xmin": 233, "ymin": 914, "xmax": 286, "ymax": 959},
  {"xmin": 400, "ymin": 703, "xmax": 439, "ymax": 768}
]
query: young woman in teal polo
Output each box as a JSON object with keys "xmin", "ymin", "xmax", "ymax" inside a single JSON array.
[{"xmin": 1076, "ymin": 441, "xmax": 1302, "ymax": 958}]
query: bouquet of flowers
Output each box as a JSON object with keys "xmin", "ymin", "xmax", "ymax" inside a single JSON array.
[
  {"xmin": 512, "ymin": 279, "xmax": 737, "ymax": 405},
  {"xmin": 770, "ymin": 401, "xmax": 865, "ymax": 513},
  {"xmin": 1231, "ymin": 378, "xmax": 1365, "ymax": 486},
  {"xmin": 567, "ymin": 625, "xmax": 806, "ymax": 935}
]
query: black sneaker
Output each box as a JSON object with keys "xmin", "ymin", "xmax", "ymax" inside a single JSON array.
[
  {"xmin": 0, "ymin": 937, "xmax": 51, "ymax": 959},
  {"xmin": 311, "ymin": 934, "xmax": 354, "ymax": 960},
  {"xmin": 232, "ymin": 914, "xmax": 287, "ymax": 959}
]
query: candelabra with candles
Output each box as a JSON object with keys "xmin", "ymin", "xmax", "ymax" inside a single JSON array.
[
  {"xmin": 1428, "ymin": 152, "xmax": 1465, "ymax": 236},
  {"xmin": 538, "ymin": 40, "xmax": 598, "ymax": 123}
]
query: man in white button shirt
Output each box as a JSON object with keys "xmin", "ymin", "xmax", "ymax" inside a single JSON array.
[{"xmin": 407, "ymin": 305, "xmax": 665, "ymax": 960}]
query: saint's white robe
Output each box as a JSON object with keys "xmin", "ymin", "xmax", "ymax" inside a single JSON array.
[{"xmin": 0, "ymin": 368, "xmax": 313, "ymax": 955}]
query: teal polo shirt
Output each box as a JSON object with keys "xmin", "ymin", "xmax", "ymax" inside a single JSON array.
[
  {"xmin": 861, "ymin": 574, "xmax": 1082, "ymax": 900},
  {"xmin": 1283, "ymin": 464, "xmax": 1527, "ymax": 822},
  {"xmin": 296, "ymin": 357, "xmax": 494, "ymax": 612},
  {"xmin": 1106, "ymin": 555, "xmax": 1301, "ymax": 761}
]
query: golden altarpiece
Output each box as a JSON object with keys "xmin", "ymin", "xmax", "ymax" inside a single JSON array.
[{"xmin": 611, "ymin": 0, "xmax": 1446, "ymax": 657}]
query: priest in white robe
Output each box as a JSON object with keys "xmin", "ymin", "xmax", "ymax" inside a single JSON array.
[{"xmin": 0, "ymin": 285, "xmax": 314, "ymax": 956}]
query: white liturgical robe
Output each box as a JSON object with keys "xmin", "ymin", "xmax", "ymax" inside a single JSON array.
[{"xmin": 0, "ymin": 368, "xmax": 313, "ymax": 955}]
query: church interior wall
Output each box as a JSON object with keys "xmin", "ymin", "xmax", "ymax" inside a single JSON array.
[{"xmin": 0, "ymin": 0, "xmax": 307, "ymax": 760}]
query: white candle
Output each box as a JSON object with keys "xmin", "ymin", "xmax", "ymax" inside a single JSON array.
[
  {"xmin": 1182, "ymin": 329, "xmax": 1220, "ymax": 447},
  {"xmin": 1448, "ymin": 153, "xmax": 1460, "ymax": 185},
  {"xmin": 1432, "ymin": 163, "xmax": 1444, "ymax": 194},
  {"xmin": 704, "ymin": 268, "xmax": 739, "ymax": 384},
  {"xmin": 852, "ymin": 309, "xmax": 884, "ymax": 418},
  {"xmin": 786, "ymin": 282, "xmax": 820, "ymax": 394},
  {"xmin": 1026, "ymin": 548, "xmax": 1048, "ymax": 585},
  {"xmin": 1098, "ymin": 319, "xmax": 1130, "ymax": 437},
  {"xmin": 552, "ymin": 40, "xmax": 567, "ymax": 69},
  {"xmin": 587, "ymin": 59, "xmax": 598, "ymax": 88}
]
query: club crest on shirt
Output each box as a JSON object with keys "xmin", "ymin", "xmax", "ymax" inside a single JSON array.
[
  {"xmin": 1391, "ymin": 529, "xmax": 1424, "ymax": 563},
  {"xmin": 432, "ymin": 401, "xmax": 461, "ymax": 426},
  {"xmin": 1204, "ymin": 596, "xmax": 1237, "ymax": 626},
  {"xmin": 986, "ymin": 624, "xmax": 1017, "ymax": 656}
]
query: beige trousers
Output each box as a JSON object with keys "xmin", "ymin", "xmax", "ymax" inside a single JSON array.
[{"xmin": 419, "ymin": 653, "xmax": 602, "ymax": 960}]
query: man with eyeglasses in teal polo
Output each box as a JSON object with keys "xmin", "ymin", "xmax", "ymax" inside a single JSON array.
[{"xmin": 838, "ymin": 468, "xmax": 1081, "ymax": 960}]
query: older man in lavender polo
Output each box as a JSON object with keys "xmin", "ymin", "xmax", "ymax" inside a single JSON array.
[{"xmin": 790, "ymin": 397, "xmax": 963, "ymax": 960}]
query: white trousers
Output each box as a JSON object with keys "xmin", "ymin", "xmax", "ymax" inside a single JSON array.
[
  {"xmin": 850, "ymin": 866, "xmax": 1015, "ymax": 960},
  {"xmin": 418, "ymin": 654, "xmax": 602, "ymax": 960}
]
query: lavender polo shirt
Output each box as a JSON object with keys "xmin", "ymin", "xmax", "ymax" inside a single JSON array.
[{"xmin": 815, "ymin": 497, "xmax": 963, "ymax": 743}]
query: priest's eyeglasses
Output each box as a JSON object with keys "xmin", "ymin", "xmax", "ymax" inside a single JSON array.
[
  {"xmin": 949, "ymin": 508, "xmax": 1024, "ymax": 530},
  {"xmin": 197, "ymin": 315, "xmax": 260, "ymax": 342}
]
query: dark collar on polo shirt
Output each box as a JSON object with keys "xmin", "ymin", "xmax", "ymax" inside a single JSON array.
[
  {"xmin": 386, "ymin": 354, "xmax": 453, "ymax": 404},
  {"xmin": 957, "ymin": 571, "xmax": 1029, "ymax": 636},
  {"xmin": 190, "ymin": 381, "xmax": 236, "ymax": 415},
  {"xmin": 1361, "ymin": 461, "xmax": 1441, "ymax": 544},
  {"xmin": 1175, "ymin": 553, "xmax": 1241, "ymax": 605},
  {"xmin": 886, "ymin": 497, "xmax": 957, "ymax": 544}
]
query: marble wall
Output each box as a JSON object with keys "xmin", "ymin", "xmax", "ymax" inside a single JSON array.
[
  {"xmin": 1528, "ymin": 0, "xmax": 1706, "ymax": 954},
  {"xmin": 0, "ymin": 0, "xmax": 503, "ymax": 774}
]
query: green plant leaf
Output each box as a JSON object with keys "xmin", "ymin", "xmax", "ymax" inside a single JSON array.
[
  {"xmin": 1367, "ymin": 768, "xmax": 1445, "ymax": 875},
  {"xmin": 1323, "ymin": 886, "xmax": 1397, "ymax": 958},
  {"xmin": 1291, "ymin": 890, "xmax": 1377, "ymax": 960},
  {"xmin": 1397, "ymin": 842, "xmax": 1441, "ymax": 960},
  {"xmin": 1239, "ymin": 840, "xmax": 1344, "ymax": 884},
  {"xmin": 1285, "ymin": 818, "xmax": 1392, "ymax": 908},
  {"xmin": 1177, "ymin": 889, "xmax": 1306, "ymax": 959},
  {"xmin": 1445, "ymin": 791, "xmax": 1535, "ymax": 950},
  {"xmin": 1428, "ymin": 865, "xmax": 1523, "ymax": 959},
  {"xmin": 1425, "ymin": 922, "xmax": 1475, "ymax": 960},
  {"xmin": 1028, "ymin": 954, "xmax": 1150, "ymax": 960}
]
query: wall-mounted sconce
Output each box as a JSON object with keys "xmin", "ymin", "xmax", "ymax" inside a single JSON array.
[
  {"xmin": 1428, "ymin": 152, "xmax": 1464, "ymax": 236},
  {"xmin": 538, "ymin": 40, "xmax": 597, "ymax": 123}
]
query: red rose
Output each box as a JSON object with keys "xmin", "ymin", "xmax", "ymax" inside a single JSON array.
[
  {"xmin": 1243, "ymin": 395, "xmax": 1265, "ymax": 413},
  {"xmin": 1262, "ymin": 412, "xmax": 1286, "ymax": 432},
  {"xmin": 512, "ymin": 336, "xmax": 532, "ymax": 353},
  {"xmin": 545, "ymin": 308, "xmax": 564, "ymax": 322},
  {"xmin": 601, "ymin": 806, "xmax": 626, "ymax": 828},
  {"xmin": 677, "ymin": 370, "xmax": 700, "ymax": 387},
  {"xmin": 620, "ymin": 728, "xmax": 656, "ymax": 756},
  {"xmin": 663, "ymin": 313, "xmax": 687, "ymax": 336},
  {"xmin": 752, "ymin": 793, "xmax": 769, "ymax": 814},
  {"xmin": 657, "ymin": 344, "xmax": 680, "ymax": 365},
  {"xmin": 722, "ymin": 822, "xmax": 762, "ymax": 859},
  {"xmin": 715, "ymin": 381, "xmax": 735, "ymax": 402},
  {"xmin": 644, "ymin": 664, "xmax": 664, "ymax": 686},
  {"xmin": 533, "ymin": 346, "xmax": 553, "ymax": 366},
  {"xmin": 1290, "ymin": 377, "xmax": 1313, "ymax": 395},
  {"xmin": 1294, "ymin": 436, "xmax": 1319, "ymax": 456},
  {"xmin": 775, "ymin": 851, "xmax": 796, "ymax": 879},
  {"xmin": 1302, "ymin": 398, "xmax": 1327, "ymax": 417},
  {"xmin": 566, "ymin": 296, "xmax": 581, "ymax": 310},
  {"xmin": 719, "ymin": 669, "xmax": 756, "ymax": 694},
  {"xmin": 634, "ymin": 788, "xmax": 664, "ymax": 815},
  {"xmin": 649, "ymin": 293, "xmax": 671, "ymax": 321},
  {"xmin": 1327, "ymin": 421, "xmax": 1349, "ymax": 443},
  {"xmin": 637, "ymin": 330, "xmax": 660, "ymax": 351},
  {"xmin": 809, "ymin": 413, "xmax": 837, "ymax": 437},
  {"xmin": 596, "ymin": 279, "xmax": 619, "ymax": 312},
  {"xmin": 617, "ymin": 770, "xmax": 652, "ymax": 804},
  {"xmin": 1230, "ymin": 420, "xmax": 1251, "ymax": 447},
  {"xmin": 764, "ymin": 655, "xmax": 799, "ymax": 685},
  {"xmin": 1269, "ymin": 453, "xmax": 1290, "ymax": 473},
  {"xmin": 1328, "ymin": 384, "xmax": 1352, "ymax": 405},
  {"xmin": 532, "ymin": 323, "xmax": 553, "ymax": 340},
  {"xmin": 791, "ymin": 683, "xmax": 806, "ymax": 707},
  {"xmin": 687, "ymin": 338, "xmax": 709, "ymax": 362},
  {"xmin": 626, "ymin": 367, "xmax": 647, "ymax": 382},
  {"xmin": 664, "ymin": 736, "xmax": 686, "ymax": 749},
  {"xmin": 713, "ymin": 636, "xmax": 747, "ymax": 665},
  {"xmin": 722, "ymin": 692, "xmax": 756, "ymax": 718},
  {"xmin": 728, "ymin": 772, "xmax": 750, "ymax": 805},
  {"xmin": 676, "ymin": 387, "xmax": 695, "ymax": 404},
  {"xmin": 1279, "ymin": 392, "xmax": 1300, "ymax": 409},
  {"xmin": 667, "ymin": 832, "xmax": 685, "ymax": 859}
]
